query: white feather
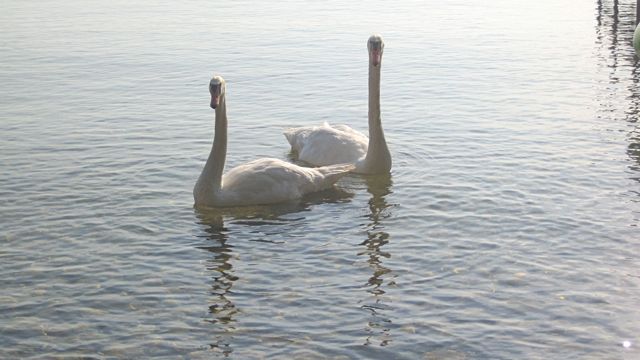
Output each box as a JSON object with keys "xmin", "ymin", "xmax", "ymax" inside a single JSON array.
[
  {"xmin": 284, "ymin": 35, "xmax": 391, "ymax": 175},
  {"xmin": 212, "ymin": 159, "xmax": 353, "ymax": 207},
  {"xmin": 284, "ymin": 123, "xmax": 368, "ymax": 166},
  {"xmin": 194, "ymin": 76, "xmax": 354, "ymax": 208}
]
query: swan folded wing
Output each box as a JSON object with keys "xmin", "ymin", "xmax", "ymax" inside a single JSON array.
[
  {"xmin": 329, "ymin": 124, "xmax": 368, "ymax": 139},
  {"xmin": 286, "ymin": 125, "xmax": 367, "ymax": 166},
  {"xmin": 218, "ymin": 158, "xmax": 351, "ymax": 206},
  {"xmin": 313, "ymin": 163, "xmax": 356, "ymax": 188}
]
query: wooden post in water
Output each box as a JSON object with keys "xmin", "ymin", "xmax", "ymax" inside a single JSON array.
[{"xmin": 636, "ymin": 0, "xmax": 640, "ymax": 56}]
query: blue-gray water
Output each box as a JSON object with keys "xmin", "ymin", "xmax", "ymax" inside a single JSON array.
[{"xmin": 1, "ymin": 0, "xmax": 639, "ymax": 358}]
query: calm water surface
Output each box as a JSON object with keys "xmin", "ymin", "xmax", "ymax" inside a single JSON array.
[{"xmin": 1, "ymin": 0, "xmax": 639, "ymax": 358}]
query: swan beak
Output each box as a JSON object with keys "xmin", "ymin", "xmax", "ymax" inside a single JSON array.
[
  {"xmin": 371, "ymin": 49, "xmax": 382, "ymax": 67},
  {"xmin": 210, "ymin": 94, "xmax": 220, "ymax": 109}
]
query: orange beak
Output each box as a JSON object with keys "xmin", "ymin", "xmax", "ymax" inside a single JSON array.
[
  {"xmin": 371, "ymin": 49, "xmax": 382, "ymax": 66},
  {"xmin": 210, "ymin": 94, "xmax": 220, "ymax": 109}
]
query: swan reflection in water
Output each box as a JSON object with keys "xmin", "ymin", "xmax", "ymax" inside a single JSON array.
[
  {"xmin": 357, "ymin": 174, "xmax": 396, "ymax": 347},
  {"xmin": 193, "ymin": 210, "xmax": 236, "ymax": 356},
  {"xmin": 193, "ymin": 186, "xmax": 354, "ymax": 355}
]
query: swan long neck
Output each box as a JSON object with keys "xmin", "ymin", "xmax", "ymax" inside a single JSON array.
[
  {"xmin": 362, "ymin": 61, "xmax": 391, "ymax": 173},
  {"xmin": 368, "ymin": 64, "xmax": 382, "ymax": 140},
  {"xmin": 200, "ymin": 96, "xmax": 227, "ymax": 193}
]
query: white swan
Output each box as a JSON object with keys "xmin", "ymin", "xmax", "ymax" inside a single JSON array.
[
  {"xmin": 194, "ymin": 75, "xmax": 355, "ymax": 207},
  {"xmin": 284, "ymin": 34, "xmax": 391, "ymax": 174}
]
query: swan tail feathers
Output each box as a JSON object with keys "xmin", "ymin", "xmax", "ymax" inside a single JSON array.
[
  {"xmin": 315, "ymin": 163, "xmax": 355, "ymax": 188},
  {"xmin": 283, "ymin": 128, "xmax": 296, "ymax": 146},
  {"xmin": 283, "ymin": 127, "xmax": 303, "ymax": 150}
]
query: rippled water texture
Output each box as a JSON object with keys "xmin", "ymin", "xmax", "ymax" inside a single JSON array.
[{"xmin": 1, "ymin": 0, "xmax": 640, "ymax": 358}]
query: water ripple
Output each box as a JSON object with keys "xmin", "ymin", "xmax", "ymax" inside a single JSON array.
[{"xmin": 2, "ymin": 0, "xmax": 640, "ymax": 358}]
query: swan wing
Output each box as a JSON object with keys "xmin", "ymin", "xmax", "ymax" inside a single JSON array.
[
  {"xmin": 329, "ymin": 123, "xmax": 367, "ymax": 138},
  {"xmin": 217, "ymin": 158, "xmax": 353, "ymax": 206},
  {"xmin": 284, "ymin": 124, "xmax": 368, "ymax": 166}
]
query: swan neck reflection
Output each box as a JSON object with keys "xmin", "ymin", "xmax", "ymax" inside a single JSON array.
[
  {"xmin": 360, "ymin": 174, "xmax": 394, "ymax": 346},
  {"xmin": 194, "ymin": 209, "xmax": 238, "ymax": 356}
]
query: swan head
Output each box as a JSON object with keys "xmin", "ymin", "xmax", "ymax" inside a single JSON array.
[
  {"xmin": 210, "ymin": 75, "xmax": 225, "ymax": 109},
  {"xmin": 367, "ymin": 34, "xmax": 384, "ymax": 67}
]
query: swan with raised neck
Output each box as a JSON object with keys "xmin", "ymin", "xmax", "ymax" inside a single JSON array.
[
  {"xmin": 194, "ymin": 75, "xmax": 355, "ymax": 207},
  {"xmin": 283, "ymin": 34, "xmax": 391, "ymax": 174}
]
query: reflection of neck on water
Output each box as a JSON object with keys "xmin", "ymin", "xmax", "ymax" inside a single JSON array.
[
  {"xmin": 362, "ymin": 174, "xmax": 393, "ymax": 277},
  {"xmin": 365, "ymin": 174, "xmax": 393, "ymax": 224},
  {"xmin": 194, "ymin": 209, "xmax": 238, "ymax": 356},
  {"xmin": 359, "ymin": 174, "xmax": 394, "ymax": 346},
  {"xmin": 361, "ymin": 175, "xmax": 393, "ymax": 290}
]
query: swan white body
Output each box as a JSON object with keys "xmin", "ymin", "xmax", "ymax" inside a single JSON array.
[
  {"xmin": 284, "ymin": 122, "xmax": 368, "ymax": 165},
  {"xmin": 194, "ymin": 76, "xmax": 354, "ymax": 207},
  {"xmin": 284, "ymin": 35, "xmax": 391, "ymax": 174}
]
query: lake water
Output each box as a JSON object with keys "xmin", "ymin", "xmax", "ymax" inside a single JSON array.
[{"xmin": 1, "ymin": 0, "xmax": 639, "ymax": 358}]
